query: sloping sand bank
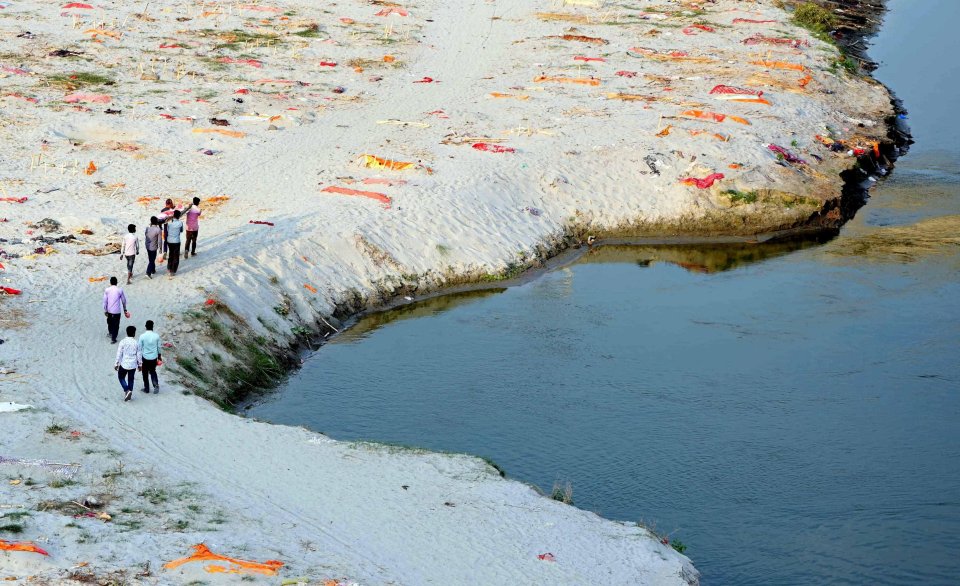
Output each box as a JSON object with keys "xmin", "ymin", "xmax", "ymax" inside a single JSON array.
[{"xmin": 1, "ymin": 0, "xmax": 894, "ymax": 583}]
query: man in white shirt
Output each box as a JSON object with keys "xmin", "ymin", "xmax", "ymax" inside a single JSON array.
[
  {"xmin": 122, "ymin": 224, "xmax": 140, "ymax": 284},
  {"xmin": 114, "ymin": 325, "xmax": 142, "ymax": 402}
]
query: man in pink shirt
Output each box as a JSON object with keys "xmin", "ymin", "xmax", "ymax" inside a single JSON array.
[
  {"xmin": 183, "ymin": 197, "xmax": 202, "ymax": 259},
  {"xmin": 102, "ymin": 277, "xmax": 130, "ymax": 344}
]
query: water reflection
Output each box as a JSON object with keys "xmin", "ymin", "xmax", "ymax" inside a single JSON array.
[
  {"xmin": 338, "ymin": 288, "xmax": 505, "ymax": 342},
  {"xmin": 253, "ymin": 1, "xmax": 960, "ymax": 583}
]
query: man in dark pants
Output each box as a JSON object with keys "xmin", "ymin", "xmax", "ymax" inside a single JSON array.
[
  {"xmin": 102, "ymin": 276, "xmax": 129, "ymax": 343},
  {"xmin": 183, "ymin": 196, "xmax": 201, "ymax": 259},
  {"xmin": 114, "ymin": 325, "xmax": 141, "ymax": 402},
  {"xmin": 159, "ymin": 198, "xmax": 175, "ymax": 255},
  {"xmin": 138, "ymin": 320, "xmax": 161, "ymax": 394},
  {"xmin": 144, "ymin": 216, "xmax": 162, "ymax": 278},
  {"xmin": 166, "ymin": 209, "xmax": 184, "ymax": 278}
]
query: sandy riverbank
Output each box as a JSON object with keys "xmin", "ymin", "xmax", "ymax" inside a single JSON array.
[{"xmin": 1, "ymin": 0, "xmax": 893, "ymax": 583}]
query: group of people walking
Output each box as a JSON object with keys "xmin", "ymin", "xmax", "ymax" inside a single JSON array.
[
  {"xmin": 104, "ymin": 197, "xmax": 203, "ymax": 401},
  {"xmin": 114, "ymin": 320, "xmax": 162, "ymax": 402},
  {"xmin": 120, "ymin": 197, "xmax": 202, "ymax": 284}
]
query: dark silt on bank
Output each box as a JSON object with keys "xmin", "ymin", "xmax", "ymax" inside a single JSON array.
[{"xmin": 251, "ymin": 1, "xmax": 960, "ymax": 584}]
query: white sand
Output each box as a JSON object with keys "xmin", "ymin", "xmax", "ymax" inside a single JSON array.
[{"xmin": 1, "ymin": 0, "xmax": 893, "ymax": 583}]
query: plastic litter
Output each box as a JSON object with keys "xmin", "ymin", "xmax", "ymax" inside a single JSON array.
[{"xmin": 0, "ymin": 402, "xmax": 33, "ymax": 413}]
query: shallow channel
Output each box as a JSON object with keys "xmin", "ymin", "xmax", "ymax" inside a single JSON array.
[{"xmin": 252, "ymin": 1, "xmax": 960, "ymax": 583}]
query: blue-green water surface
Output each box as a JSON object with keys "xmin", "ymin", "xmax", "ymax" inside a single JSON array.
[{"xmin": 252, "ymin": 1, "xmax": 960, "ymax": 583}]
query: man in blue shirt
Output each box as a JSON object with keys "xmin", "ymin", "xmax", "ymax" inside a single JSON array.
[
  {"xmin": 138, "ymin": 320, "xmax": 162, "ymax": 394},
  {"xmin": 166, "ymin": 209, "xmax": 184, "ymax": 278}
]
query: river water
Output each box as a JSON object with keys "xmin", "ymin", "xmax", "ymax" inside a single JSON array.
[{"xmin": 252, "ymin": 1, "xmax": 960, "ymax": 583}]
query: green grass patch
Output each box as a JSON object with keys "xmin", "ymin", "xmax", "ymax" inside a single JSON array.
[
  {"xmin": 481, "ymin": 457, "xmax": 506, "ymax": 478},
  {"xmin": 177, "ymin": 356, "xmax": 209, "ymax": 383},
  {"xmin": 550, "ymin": 480, "xmax": 574, "ymax": 505},
  {"xmin": 116, "ymin": 519, "xmax": 143, "ymax": 531},
  {"xmin": 46, "ymin": 72, "xmax": 114, "ymax": 91},
  {"xmin": 210, "ymin": 29, "xmax": 281, "ymax": 50},
  {"xmin": 0, "ymin": 523, "xmax": 24, "ymax": 534},
  {"xmin": 723, "ymin": 189, "xmax": 759, "ymax": 204},
  {"xmin": 831, "ymin": 54, "xmax": 859, "ymax": 74},
  {"xmin": 45, "ymin": 423, "xmax": 68, "ymax": 434},
  {"xmin": 139, "ymin": 487, "xmax": 168, "ymax": 505},
  {"xmin": 48, "ymin": 478, "xmax": 78, "ymax": 489},
  {"xmin": 792, "ymin": 2, "xmax": 838, "ymax": 34},
  {"xmin": 293, "ymin": 25, "xmax": 321, "ymax": 38}
]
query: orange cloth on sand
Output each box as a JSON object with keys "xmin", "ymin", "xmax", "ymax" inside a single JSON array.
[
  {"xmin": 193, "ymin": 128, "xmax": 246, "ymax": 138},
  {"xmin": 0, "ymin": 540, "xmax": 49, "ymax": 555},
  {"xmin": 163, "ymin": 544, "xmax": 283, "ymax": 576},
  {"xmin": 749, "ymin": 59, "xmax": 806, "ymax": 72},
  {"xmin": 322, "ymin": 185, "xmax": 392, "ymax": 207},
  {"xmin": 680, "ymin": 110, "xmax": 751, "ymax": 125},
  {"xmin": 362, "ymin": 178, "xmax": 407, "ymax": 186},
  {"xmin": 357, "ymin": 154, "xmax": 415, "ymax": 171},
  {"xmin": 561, "ymin": 34, "xmax": 608, "ymax": 45},
  {"xmin": 490, "ymin": 92, "xmax": 530, "ymax": 100},
  {"xmin": 534, "ymin": 75, "xmax": 600, "ymax": 86}
]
